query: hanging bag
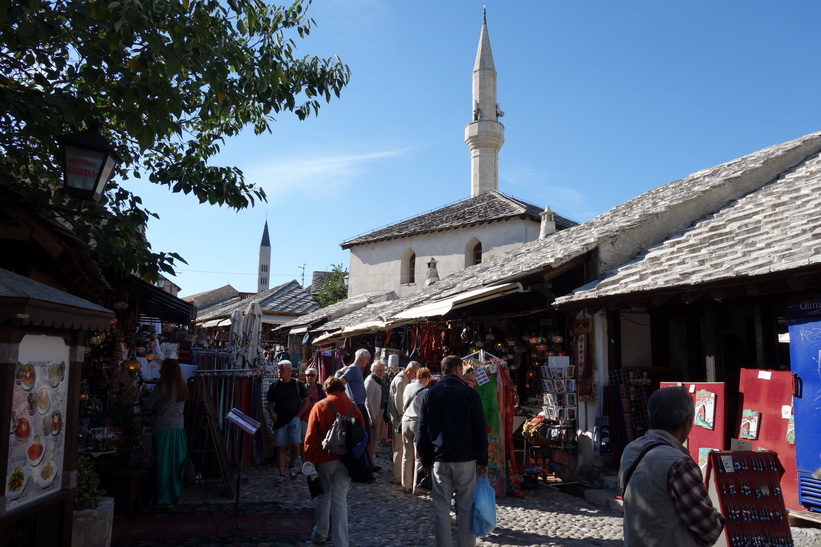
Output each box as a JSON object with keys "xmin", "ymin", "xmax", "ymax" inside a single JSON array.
[
  {"xmin": 320, "ymin": 400, "xmax": 354, "ymax": 455},
  {"xmin": 471, "ymin": 474, "xmax": 496, "ymax": 537}
]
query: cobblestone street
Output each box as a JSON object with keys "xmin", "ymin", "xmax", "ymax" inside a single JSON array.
[{"xmin": 177, "ymin": 444, "xmax": 623, "ymax": 546}]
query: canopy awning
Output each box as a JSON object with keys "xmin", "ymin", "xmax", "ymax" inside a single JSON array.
[
  {"xmin": 392, "ymin": 282, "xmax": 524, "ymax": 321},
  {"xmin": 289, "ymin": 325, "xmax": 309, "ymax": 335},
  {"xmin": 200, "ymin": 319, "xmax": 221, "ymax": 328},
  {"xmin": 200, "ymin": 318, "xmax": 232, "ymax": 328}
]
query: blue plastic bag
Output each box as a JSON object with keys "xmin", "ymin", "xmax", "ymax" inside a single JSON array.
[{"xmin": 471, "ymin": 474, "xmax": 496, "ymax": 537}]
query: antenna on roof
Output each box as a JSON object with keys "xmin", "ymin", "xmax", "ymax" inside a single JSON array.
[{"xmin": 298, "ymin": 261, "xmax": 306, "ymax": 287}]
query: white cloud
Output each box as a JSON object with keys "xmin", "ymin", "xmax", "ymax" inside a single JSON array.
[
  {"xmin": 244, "ymin": 149, "xmax": 406, "ymax": 200},
  {"xmin": 501, "ymin": 164, "xmax": 594, "ymax": 222}
]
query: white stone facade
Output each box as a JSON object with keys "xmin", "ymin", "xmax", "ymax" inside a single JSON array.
[{"xmin": 347, "ymin": 218, "xmax": 540, "ymax": 297}]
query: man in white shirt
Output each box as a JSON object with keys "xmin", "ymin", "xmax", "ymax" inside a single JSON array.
[{"xmin": 387, "ymin": 361, "xmax": 420, "ymax": 485}]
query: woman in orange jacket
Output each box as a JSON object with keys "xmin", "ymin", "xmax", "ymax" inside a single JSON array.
[{"xmin": 303, "ymin": 376, "xmax": 365, "ymax": 547}]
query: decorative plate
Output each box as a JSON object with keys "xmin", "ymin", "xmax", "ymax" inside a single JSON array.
[
  {"xmin": 33, "ymin": 461, "xmax": 57, "ymax": 488},
  {"xmin": 27, "ymin": 436, "xmax": 45, "ymax": 467},
  {"xmin": 6, "ymin": 466, "xmax": 27, "ymax": 500}
]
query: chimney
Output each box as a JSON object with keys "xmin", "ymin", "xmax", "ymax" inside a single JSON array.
[
  {"xmin": 424, "ymin": 258, "xmax": 441, "ymax": 286},
  {"xmin": 539, "ymin": 206, "xmax": 556, "ymax": 239}
]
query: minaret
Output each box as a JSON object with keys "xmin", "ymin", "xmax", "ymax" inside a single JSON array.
[
  {"xmin": 464, "ymin": 7, "xmax": 504, "ymax": 197},
  {"xmin": 258, "ymin": 220, "xmax": 271, "ymax": 293}
]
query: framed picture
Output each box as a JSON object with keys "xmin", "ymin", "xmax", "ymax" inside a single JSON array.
[
  {"xmin": 555, "ymin": 379, "xmax": 565, "ymax": 393},
  {"xmin": 566, "ymin": 392, "xmax": 577, "ymax": 406},
  {"xmin": 557, "ymin": 407, "xmax": 566, "ymax": 420},
  {"xmin": 566, "ymin": 406, "xmax": 577, "ymax": 421},
  {"xmin": 552, "ymin": 367, "xmax": 565, "ymax": 379},
  {"xmin": 564, "ymin": 379, "xmax": 576, "ymax": 392},
  {"xmin": 565, "ymin": 365, "xmax": 575, "ymax": 379},
  {"xmin": 544, "ymin": 393, "xmax": 555, "ymax": 406},
  {"xmin": 556, "ymin": 393, "xmax": 566, "ymax": 406},
  {"xmin": 546, "ymin": 406, "xmax": 556, "ymax": 420},
  {"xmin": 541, "ymin": 365, "xmax": 550, "ymax": 379},
  {"xmin": 541, "ymin": 379, "xmax": 553, "ymax": 393}
]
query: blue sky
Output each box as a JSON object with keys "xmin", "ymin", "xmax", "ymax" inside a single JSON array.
[{"xmin": 141, "ymin": 1, "xmax": 821, "ymax": 297}]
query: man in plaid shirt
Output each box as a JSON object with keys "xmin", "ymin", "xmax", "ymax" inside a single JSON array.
[{"xmin": 619, "ymin": 386, "xmax": 725, "ymax": 546}]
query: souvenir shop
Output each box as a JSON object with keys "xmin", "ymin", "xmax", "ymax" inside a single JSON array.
[
  {"xmin": 309, "ymin": 306, "xmax": 586, "ymax": 497},
  {"xmin": 77, "ymin": 275, "xmax": 195, "ymax": 512}
]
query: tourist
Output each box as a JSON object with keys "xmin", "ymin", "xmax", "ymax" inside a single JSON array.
[
  {"xmin": 619, "ymin": 386, "xmax": 724, "ymax": 546},
  {"xmin": 401, "ymin": 367, "xmax": 431, "ymax": 493},
  {"xmin": 304, "ymin": 376, "xmax": 365, "ymax": 546},
  {"xmin": 417, "ymin": 355, "xmax": 488, "ymax": 547},
  {"xmin": 462, "ymin": 365, "xmax": 477, "ymax": 388},
  {"xmin": 267, "ymin": 360, "xmax": 309, "ymax": 486},
  {"xmin": 364, "ymin": 359, "xmax": 388, "ymax": 469},
  {"xmin": 388, "ymin": 361, "xmax": 420, "ymax": 485},
  {"xmin": 145, "ymin": 358, "xmax": 189, "ymax": 507},
  {"xmin": 300, "ymin": 367, "xmax": 326, "ymax": 443},
  {"xmin": 338, "ymin": 348, "xmax": 371, "ymax": 426}
]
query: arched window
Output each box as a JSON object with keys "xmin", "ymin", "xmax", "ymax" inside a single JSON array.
[
  {"xmin": 465, "ymin": 238, "xmax": 482, "ymax": 267},
  {"xmin": 473, "ymin": 242, "xmax": 482, "ymax": 265},
  {"xmin": 401, "ymin": 249, "xmax": 416, "ymax": 284}
]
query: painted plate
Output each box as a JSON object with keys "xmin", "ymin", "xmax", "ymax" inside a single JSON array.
[
  {"xmin": 6, "ymin": 466, "xmax": 27, "ymax": 500},
  {"xmin": 47, "ymin": 362, "xmax": 65, "ymax": 387},
  {"xmin": 20, "ymin": 364, "xmax": 35, "ymax": 391},
  {"xmin": 36, "ymin": 388, "xmax": 50, "ymax": 415},
  {"xmin": 51, "ymin": 411, "xmax": 62, "ymax": 435},
  {"xmin": 27, "ymin": 437, "xmax": 45, "ymax": 467},
  {"xmin": 33, "ymin": 461, "xmax": 57, "ymax": 488}
]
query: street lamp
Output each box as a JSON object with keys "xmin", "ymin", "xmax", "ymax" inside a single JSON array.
[{"xmin": 58, "ymin": 123, "xmax": 122, "ymax": 202}]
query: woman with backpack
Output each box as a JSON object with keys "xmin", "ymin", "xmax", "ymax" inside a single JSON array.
[{"xmin": 303, "ymin": 376, "xmax": 365, "ymax": 546}]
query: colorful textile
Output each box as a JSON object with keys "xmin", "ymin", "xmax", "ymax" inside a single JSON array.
[
  {"xmin": 475, "ymin": 371, "xmax": 504, "ymax": 496},
  {"xmin": 497, "ymin": 365, "xmax": 523, "ymax": 498},
  {"xmin": 153, "ymin": 428, "xmax": 188, "ymax": 505}
]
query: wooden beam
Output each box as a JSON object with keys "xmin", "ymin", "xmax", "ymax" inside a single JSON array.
[{"xmin": 0, "ymin": 225, "xmax": 31, "ymax": 241}]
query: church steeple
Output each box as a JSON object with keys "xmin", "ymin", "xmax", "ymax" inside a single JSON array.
[
  {"xmin": 464, "ymin": 7, "xmax": 504, "ymax": 197},
  {"xmin": 258, "ymin": 220, "xmax": 271, "ymax": 293}
]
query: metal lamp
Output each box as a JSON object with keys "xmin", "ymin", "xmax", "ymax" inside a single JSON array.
[{"xmin": 58, "ymin": 123, "xmax": 122, "ymax": 201}]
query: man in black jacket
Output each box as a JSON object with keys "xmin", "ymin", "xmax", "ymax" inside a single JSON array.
[{"xmin": 417, "ymin": 355, "xmax": 488, "ymax": 547}]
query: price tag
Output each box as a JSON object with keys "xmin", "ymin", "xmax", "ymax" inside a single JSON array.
[{"xmin": 474, "ymin": 366, "xmax": 490, "ymax": 386}]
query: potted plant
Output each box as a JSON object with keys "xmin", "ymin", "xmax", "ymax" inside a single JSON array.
[{"xmin": 71, "ymin": 455, "xmax": 114, "ymax": 547}]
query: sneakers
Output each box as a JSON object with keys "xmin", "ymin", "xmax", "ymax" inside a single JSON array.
[
  {"xmin": 275, "ymin": 475, "xmax": 285, "ymax": 487},
  {"xmin": 289, "ymin": 466, "xmax": 298, "ymax": 480}
]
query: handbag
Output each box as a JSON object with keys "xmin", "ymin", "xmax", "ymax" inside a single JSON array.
[{"xmin": 471, "ymin": 474, "xmax": 496, "ymax": 537}]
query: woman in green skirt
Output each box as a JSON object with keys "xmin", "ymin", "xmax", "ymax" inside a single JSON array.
[{"xmin": 146, "ymin": 358, "xmax": 189, "ymax": 507}]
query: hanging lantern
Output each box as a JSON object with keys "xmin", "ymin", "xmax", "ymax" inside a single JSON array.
[{"xmin": 58, "ymin": 123, "xmax": 122, "ymax": 202}]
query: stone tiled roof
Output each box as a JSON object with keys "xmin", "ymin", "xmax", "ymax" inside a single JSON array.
[
  {"xmin": 196, "ymin": 280, "xmax": 318, "ymax": 322},
  {"xmin": 310, "ymin": 131, "xmax": 821, "ymax": 335},
  {"xmin": 310, "ymin": 271, "xmax": 332, "ymax": 296},
  {"xmin": 556, "ymin": 144, "xmax": 821, "ymax": 305},
  {"xmin": 183, "ymin": 284, "xmax": 239, "ymax": 315},
  {"xmin": 340, "ymin": 191, "xmax": 576, "ymax": 249},
  {"xmin": 276, "ymin": 290, "xmax": 397, "ymax": 330}
]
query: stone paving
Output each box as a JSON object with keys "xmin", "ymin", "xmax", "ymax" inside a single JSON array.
[
  {"xmin": 178, "ymin": 444, "xmax": 624, "ymax": 546},
  {"xmin": 173, "ymin": 442, "xmax": 821, "ymax": 546}
]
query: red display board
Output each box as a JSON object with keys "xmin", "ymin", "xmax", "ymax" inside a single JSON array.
[
  {"xmin": 660, "ymin": 382, "xmax": 726, "ymax": 470},
  {"xmin": 737, "ymin": 369, "xmax": 798, "ymax": 511},
  {"xmin": 705, "ymin": 450, "xmax": 793, "ymax": 547}
]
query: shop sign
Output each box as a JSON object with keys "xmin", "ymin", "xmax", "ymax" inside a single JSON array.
[{"xmin": 5, "ymin": 335, "xmax": 69, "ymax": 513}]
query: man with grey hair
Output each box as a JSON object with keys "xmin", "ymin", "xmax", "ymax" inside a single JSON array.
[
  {"xmin": 267, "ymin": 360, "xmax": 309, "ymax": 487},
  {"xmin": 339, "ymin": 348, "xmax": 371, "ymax": 426},
  {"xmin": 388, "ymin": 361, "xmax": 420, "ymax": 486},
  {"xmin": 619, "ymin": 386, "xmax": 725, "ymax": 546}
]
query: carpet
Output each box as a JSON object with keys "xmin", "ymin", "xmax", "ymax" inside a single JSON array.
[{"xmin": 111, "ymin": 502, "xmax": 313, "ymax": 546}]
